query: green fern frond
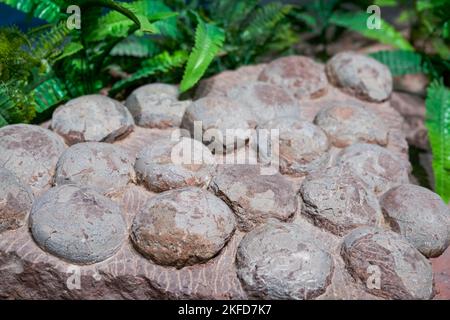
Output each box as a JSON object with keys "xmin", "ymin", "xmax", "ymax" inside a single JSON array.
[
  {"xmin": 330, "ymin": 11, "xmax": 414, "ymax": 50},
  {"xmin": 31, "ymin": 22, "xmax": 71, "ymax": 62},
  {"xmin": 425, "ymin": 81, "xmax": 450, "ymax": 203},
  {"xmin": 110, "ymin": 50, "xmax": 188, "ymax": 95},
  {"xmin": 53, "ymin": 42, "xmax": 84, "ymax": 62},
  {"xmin": 110, "ymin": 36, "xmax": 157, "ymax": 57},
  {"xmin": 370, "ymin": 50, "xmax": 424, "ymax": 76},
  {"xmin": 0, "ymin": 83, "xmax": 36, "ymax": 124},
  {"xmin": 210, "ymin": 0, "xmax": 260, "ymax": 27},
  {"xmin": 85, "ymin": 0, "xmax": 170, "ymax": 41},
  {"xmin": 0, "ymin": 27, "xmax": 35, "ymax": 82},
  {"xmin": 0, "ymin": 0, "xmax": 63, "ymax": 23},
  {"xmin": 241, "ymin": 3, "xmax": 291, "ymax": 43},
  {"xmin": 0, "ymin": 113, "xmax": 8, "ymax": 127},
  {"xmin": 179, "ymin": 20, "xmax": 225, "ymax": 93},
  {"xmin": 32, "ymin": 77, "xmax": 68, "ymax": 114}
]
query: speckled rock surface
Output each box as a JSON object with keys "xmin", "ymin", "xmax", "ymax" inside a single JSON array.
[
  {"xmin": 55, "ymin": 142, "xmax": 135, "ymax": 193},
  {"xmin": 209, "ymin": 165, "xmax": 298, "ymax": 231},
  {"xmin": 236, "ymin": 221, "xmax": 334, "ymax": 299},
  {"xmin": 0, "ymin": 124, "xmax": 66, "ymax": 195},
  {"xmin": 225, "ymin": 82, "xmax": 301, "ymax": 126},
  {"xmin": 195, "ymin": 64, "xmax": 266, "ymax": 99},
  {"xmin": 181, "ymin": 96, "xmax": 252, "ymax": 153},
  {"xmin": 0, "ymin": 168, "xmax": 34, "ymax": 233},
  {"xmin": 131, "ymin": 187, "xmax": 235, "ymax": 269},
  {"xmin": 0, "ymin": 55, "xmax": 445, "ymax": 300},
  {"xmin": 381, "ymin": 184, "xmax": 450, "ymax": 258},
  {"xmin": 326, "ymin": 52, "xmax": 393, "ymax": 102},
  {"xmin": 52, "ymin": 95, "xmax": 134, "ymax": 145},
  {"xmin": 314, "ymin": 102, "xmax": 389, "ymax": 147},
  {"xmin": 30, "ymin": 184, "xmax": 127, "ymax": 265},
  {"xmin": 125, "ymin": 84, "xmax": 190, "ymax": 128},
  {"xmin": 135, "ymin": 137, "xmax": 216, "ymax": 192},
  {"xmin": 255, "ymin": 118, "xmax": 330, "ymax": 176},
  {"xmin": 336, "ymin": 143, "xmax": 411, "ymax": 195},
  {"xmin": 389, "ymin": 92, "xmax": 428, "ymax": 149},
  {"xmin": 258, "ymin": 56, "xmax": 328, "ymax": 99},
  {"xmin": 341, "ymin": 226, "xmax": 434, "ymax": 300},
  {"xmin": 300, "ymin": 166, "xmax": 383, "ymax": 236}
]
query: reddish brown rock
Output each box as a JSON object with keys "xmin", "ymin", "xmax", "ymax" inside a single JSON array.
[
  {"xmin": 195, "ymin": 64, "xmax": 266, "ymax": 99},
  {"xmin": 209, "ymin": 165, "xmax": 298, "ymax": 231},
  {"xmin": 0, "ymin": 124, "xmax": 66, "ymax": 195},
  {"xmin": 236, "ymin": 221, "xmax": 334, "ymax": 299},
  {"xmin": 55, "ymin": 142, "xmax": 136, "ymax": 193},
  {"xmin": 225, "ymin": 82, "xmax": 301, "ymax": 126},
  {"xmin": 258, "ymin": 56, "xmax": 328, "ymax": 99},
  {"xmin": 341, "ymin": 226, "xmax": 434, "ymax": 300},
  {"xmin": 390, "ymin": 92, "xmax": 428, "ymax": 149},
  {"xmin": 181, "ymin": 96, "xmax": 252, "ymax": 153},
  {"xmin": 125, "ymin": 84, "xmax": 190, "ymax": 128},
  {"xmin": 336, "ymin": 143, "xmax": 411, "ymax": 195},
  {"xmin": 134, "ymin": 137, "xmax": 216, "ymax": 192},
  {"xmin": 381, "ymin": 184, "xmax": 450, "ymax": 258},
  {"xmin": 52, "ymin": 95, "xmax": 134, "ymax": 145},
  {"xmin": 326, "ymin": 52, "xmax": 393, "ymax": 102},
  {"xmin": 300, "ymin": 166, "xmax": 383, "ymax": 236},
  {"xmin": 30, "ymin": 184, "xmax": 127, "ymax": 265},
  {"xmin": 0, "ymin": 168, "xmax": 34, "ymax": 233},
  {"xmin": 314, "ymin": 102, "xmax": 389, "ymax": 147},
  {"xmin": 0, "ymin": 184, "xmax": 247, "ymax": 299},
  {"xmin": 131, "ymin": 187, "xmax": 236, "ymax": 269},
  {"xmin": 255, "ymin": 118, "xmax": 330, "ymax": 176},
  {"xmin": 393, "ymin": 73, "xmax": 429, "ymax": 97}
]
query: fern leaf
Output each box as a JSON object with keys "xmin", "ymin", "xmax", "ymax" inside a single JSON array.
[
  {"xmin": 179, "ymin": 20, "xmax": 225, "ymax": 93},
  {"xmin": 110, "ymin": 50, "xmax": 188, "ymax": 95},
  {"xmin": 425, "ymin": 81, "xmax": 450, "ymax": 203},
  {"xmin": 31, "ymin": 22, "xmax": 71, "ymax": 62},
  {"xmin": 370, "ymin": 50, "xmax": 424, "ymax": 76},
  {"xmin": 32, "ymin": 77, "xmax": 68, "ymax": 114},
  {"xmin": 0, "ymin": 83, "xmax": 36, "ymax": 124},
  {"xmin": 330, "ymin": 11, "xmax": 414, "ymax": 50},
  {"xmin": 0, "ymin": 112, "xmax": 8, "ymax": 127},
  {"xmin": 241, "ymin": 3, "xmax": 291, "ymax": 43},
  {"xmin": 54, "ymin": 42, "xmax": 83, "ymax": 62},
  {"xmin": 110, "ymin": 36, "xmax": 157, "ymax": 57},
  {"xmin": 0, "ymin": 0, "xmax": 62, "ymax": 23}
]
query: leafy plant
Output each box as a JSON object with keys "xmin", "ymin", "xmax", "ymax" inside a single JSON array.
[
  {"xmin": 0, "ymin": 0, "xmax": 183, "ymax": 125},
  {"xmin": 425, "ymin": 81, "xmax": 450, "ymax": 202},
  {"xmin": 179, "ymin": 18, "xmax": 224, "ymax": 92}
]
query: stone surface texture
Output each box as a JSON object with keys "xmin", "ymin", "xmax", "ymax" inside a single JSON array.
[
  {"xmin": 125, "ymin": 84, "xmax": 190, "ymax": 128},
  {"xmin": 209, "ymin": 165, "xmax": 298, "ymax": 232},
  {"xmin": 52, "ymin": 95, "xmax": 134, "ymax": 145},
  {"xmin": 255, "ymin": 117, "xmax": 330, "ymax": 176},
  {"xmin": 326, "ymin": 51, "xmax": 393, "ymax": 102},
  {"xmin": 0, "ymin": 124, "xmax": 66, "ymax": 195},
  {"xmin": 341, "ymin": 226, "xmax": 434, "ymax": 300},
  {"xmin": 225, "ymin": 82, "xmax": 301, "ymax": 126},
  {"xmin": 0, "ymin": 52, "xmax": 447, "ymax": 300},
  {"xmin": 182, "ymin": 96, "xmax": 252, "ymax": 153},
  {"xmin": 381, "ymin": 184, "xmax": 450, "ymax": 258},
  {"xmin": 236, "ymin": 221, "xmax": 334, "ymax": 299},
  {"xmin": 135, "ymin": 136, "xmax": 216, "ymax": 192},
  {"xmin": 30, "ymin": 184, "xmax": 127, "ymax": 265},
  {"xmin": 55, "ymin": 142, "xmax": 136, "ymax": 193},
  {"xmin": 314, "ymin": 102, "xmax": 389, "ymax": 147},
  {"xmin": 258, "ymin": 56, "xmax": 328, "ymax": 99},
  {"xmin": 336, "ymin": 143, "xmax": 411, "ymax": 195},
  {"xmin": 300, "ymin": 166, "xmax": 383, "ymax": 236},
  {"xmin": 131, "ymin": 187, "xmax": 235, "ymax": 269},
  {"xmin": 0, "ymin": 168, "xmax": 34, "ymax": 233}
]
